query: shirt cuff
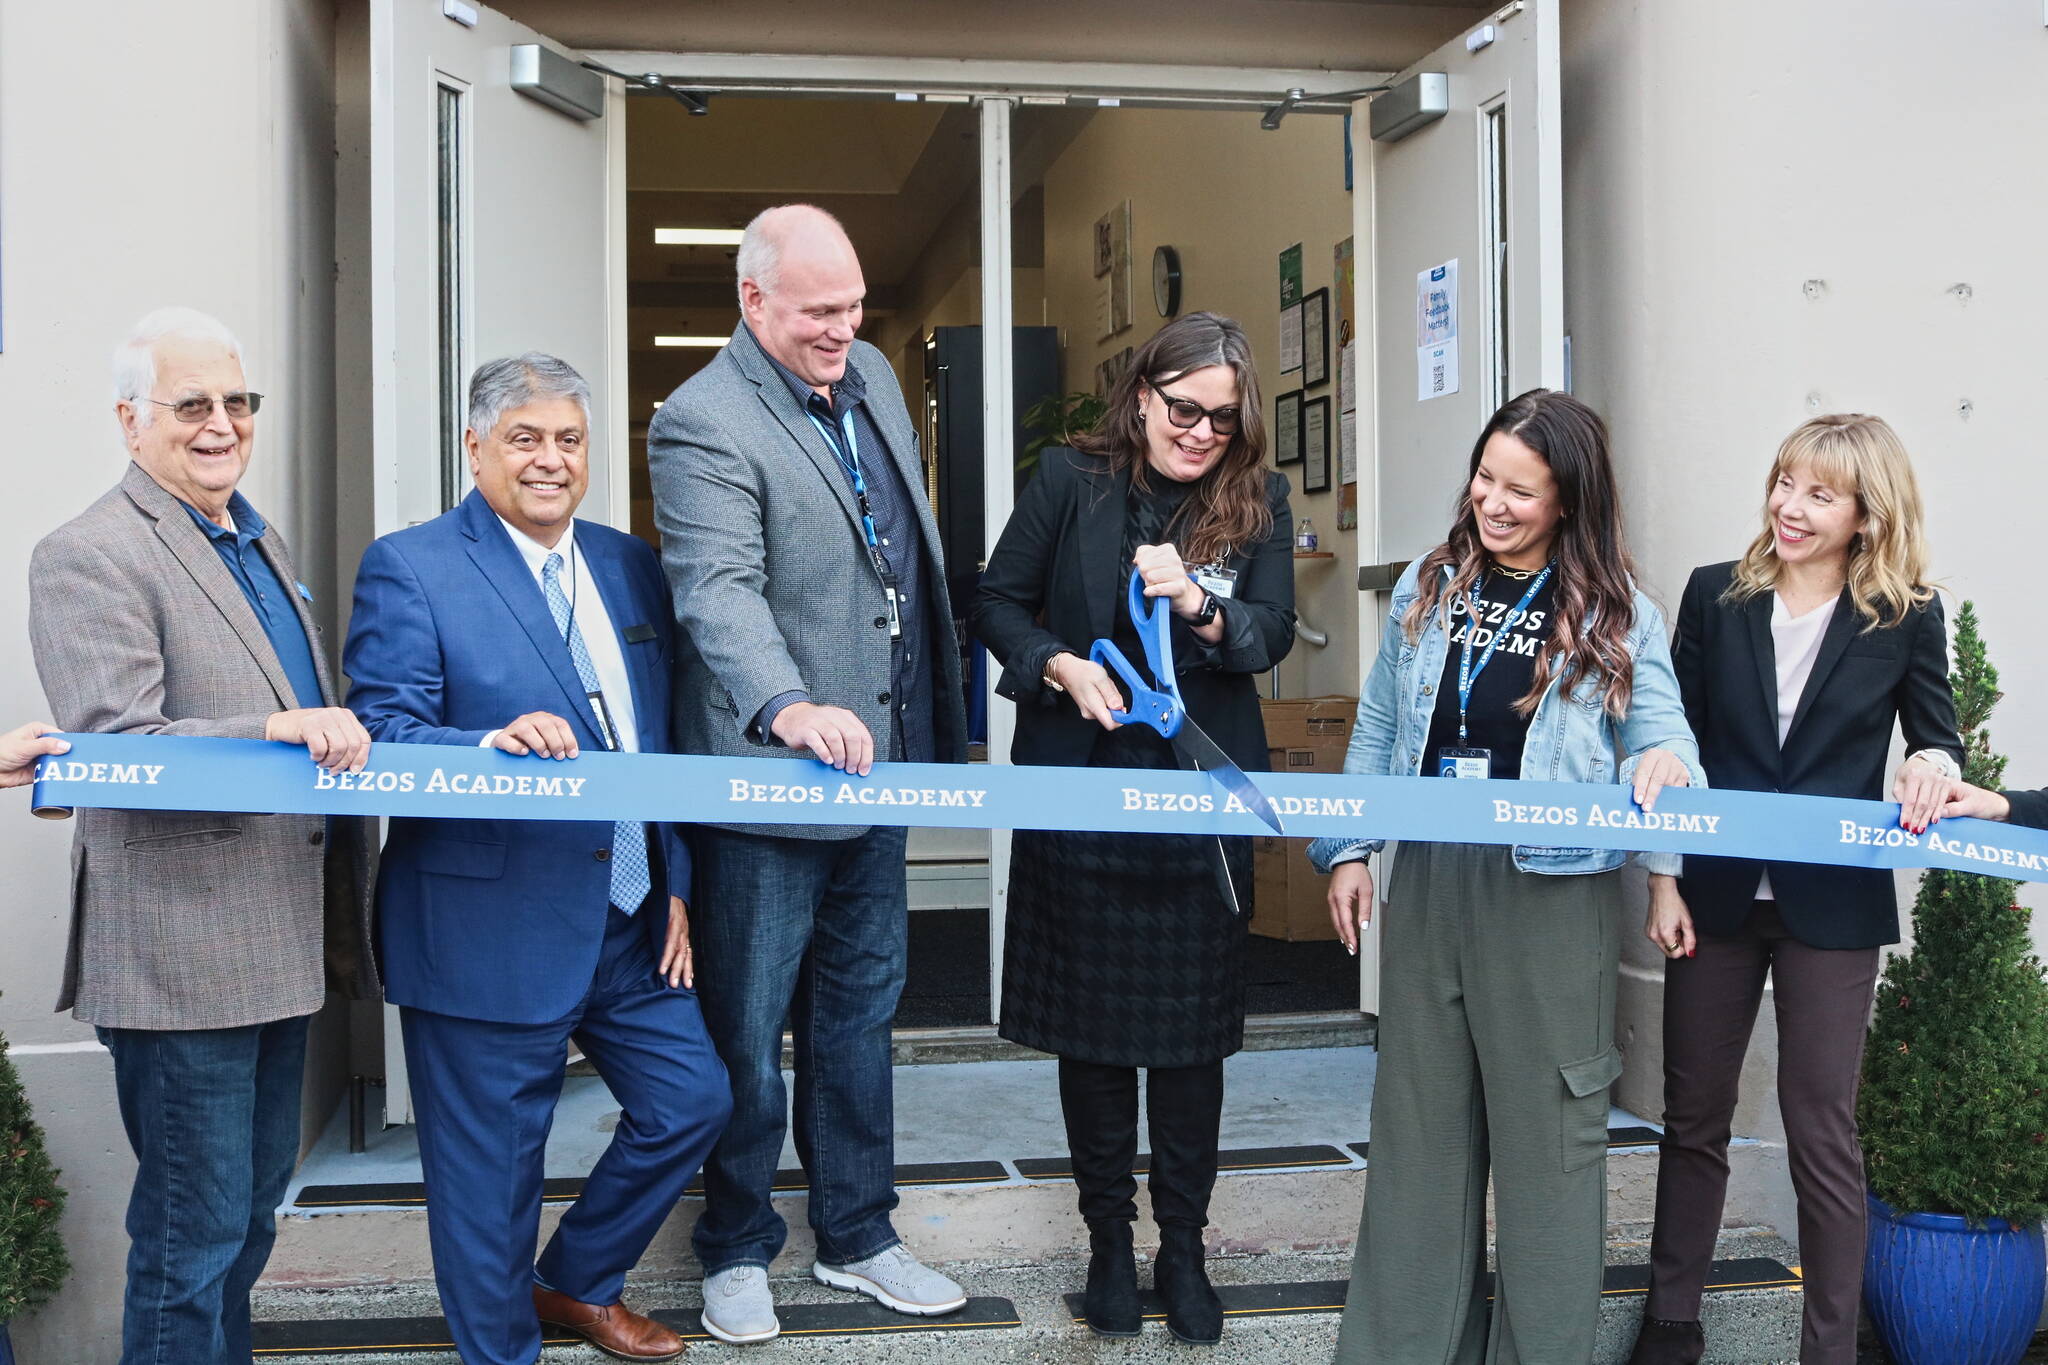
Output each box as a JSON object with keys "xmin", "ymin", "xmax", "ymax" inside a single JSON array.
[
  {"xmin": 754, "ymin": 690, "xmax": 811, "ymax": 744},
  {"xmin": 478, "ymin": 731, "xmax": 499, "ymax": 748}
]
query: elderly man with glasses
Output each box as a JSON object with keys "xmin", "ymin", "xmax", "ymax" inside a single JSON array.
[{"xmin": 28, "ymin": 307, "xmax": 380, "ymax": 1365}]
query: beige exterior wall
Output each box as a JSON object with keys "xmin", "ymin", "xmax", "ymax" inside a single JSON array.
[
  {"xmin": 0, "ymin": 0, "xmax": 341, "ymax": 1355},
  {"xmin": 1563, "ymin": 0, "xmax": 2048, "ymax": 1258},
  {"xmin": 1040, "ymin": 108, "xmax": 1361, "ymax": 700}
]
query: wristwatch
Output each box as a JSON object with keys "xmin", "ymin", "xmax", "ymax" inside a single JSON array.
[
  {"xmin": 1192, "ymin": 592, "xmax": 1221, "ymax": 626},
  {"xmin": 1041, "ymin": 651, "xmax": 1071, "ymax": 693}
]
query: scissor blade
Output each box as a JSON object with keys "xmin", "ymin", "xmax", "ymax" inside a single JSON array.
[{"xmin": 1170, "ymin": 718, "xmax": 1286, "ymax": 835}]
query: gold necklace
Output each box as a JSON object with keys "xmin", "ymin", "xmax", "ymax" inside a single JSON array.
[{"xmin": 1488, "ymin": 562, "xmax": 1539, "ymax": 581}]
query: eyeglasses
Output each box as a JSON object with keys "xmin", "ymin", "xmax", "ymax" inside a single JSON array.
[
  {"xmin": 1146, "ymin": 382, "xmax": 1239, "ymax": 436},
  {"xmin": 148, "ymin": 392, "xmax": 263, "ymax": 423}
]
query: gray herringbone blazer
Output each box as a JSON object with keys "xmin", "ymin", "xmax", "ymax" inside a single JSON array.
[
  {"xmin": 648, "ymin": 325, "xmax": 967, "ymax": 839},
  {"xmin": 28, "ymin": 463, "xmax": 378, "ymax": 1029}
]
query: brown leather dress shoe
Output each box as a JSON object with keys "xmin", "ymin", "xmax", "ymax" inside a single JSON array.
[{"xmin": 533, "ymin": 1285, "xmax": 685, "ymax": 1361}]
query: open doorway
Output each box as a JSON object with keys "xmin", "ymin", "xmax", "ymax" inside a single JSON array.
[{"xmin": 620, "ymin": 90, "xmax": 1366, "ymax": 1032}]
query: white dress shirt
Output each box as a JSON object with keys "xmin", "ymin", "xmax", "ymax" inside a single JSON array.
[
  {"xmin": 481, "ymin": 516, "xmax": 642, "ymax": 754},
  {"xmin": 1755, "ymin": 592, "xmax": 1837, "ymax": 900}
]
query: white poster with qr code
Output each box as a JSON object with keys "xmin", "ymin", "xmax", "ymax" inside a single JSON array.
[{"xmin": 1415, "ymin": 259, "xmax": 1459, "ymax": 402}]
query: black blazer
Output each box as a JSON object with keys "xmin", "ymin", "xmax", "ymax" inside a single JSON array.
[
  {"xmin": 1673, "ymin": 560, "xmax": 1962, "ymax": 949},
  {"xmin": 973, "ymin": 449, "xmax": 1296, "ymax": 772},
  {"xmin": 2004, "ymin": 789, "xmax": 2048, "ymax": 830}
]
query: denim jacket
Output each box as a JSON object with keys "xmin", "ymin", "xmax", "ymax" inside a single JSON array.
[{"xmin": 1306, "ymin": 558, "xmax": 1706, "ymax": 877}]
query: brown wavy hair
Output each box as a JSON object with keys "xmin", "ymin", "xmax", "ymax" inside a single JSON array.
[
  {"xmin": 1073, "ymin": 312, "xmax": 1272, "ymax": 565},
  {"xmin": 1722, "ymin": 413, "xmax": 1934, "ymax": 631},
  {"xmin": 1401, "ymin": 389, "xmax": 1641, "ymax": 717}
]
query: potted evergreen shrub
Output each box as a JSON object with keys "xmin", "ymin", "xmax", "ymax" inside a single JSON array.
[
  {"xmin": 1859, "ymin": 602, "xmax": 2048, "ymax": 1365},
  {"xmin": 0, "ymin": 1005, "xmax": 68, "ymax": 1363}
]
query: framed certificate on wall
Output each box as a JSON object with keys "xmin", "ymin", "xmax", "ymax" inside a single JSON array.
[
  {"xmin": 1302, "ymin": 287, "xmax": 1331, "ymax": 389},
  {"xmin": 1274, "ymin": 389, "xmax": 1304, "ymax": 466},
  {"xmin": 1302, "ymin": 395, "xmax": 1331, "ymax": 493}
]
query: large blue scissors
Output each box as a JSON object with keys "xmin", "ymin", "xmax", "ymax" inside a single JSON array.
[{"xmin": 1090, "ymin": 568, "xmax": 1286, "ymax": 837}]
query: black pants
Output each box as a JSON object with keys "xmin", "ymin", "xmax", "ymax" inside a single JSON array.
[{"xmin": 1058, "ymin": 1056, "xmax": 1224, "ymax": 1227}]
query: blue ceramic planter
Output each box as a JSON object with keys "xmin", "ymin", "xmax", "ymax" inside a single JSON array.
[{"xmin": 1864, "ymin": 1190, "xmax": 2046, "ymax": 1365}]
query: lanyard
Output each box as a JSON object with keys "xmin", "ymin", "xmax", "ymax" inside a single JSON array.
[
  {"xmin": 1455, "ymin": 562, "xmax": 1553, "ymax": 744},
  {"xmin": 807, "ymin": 406, "xmax": 886, "ymax": 574}
]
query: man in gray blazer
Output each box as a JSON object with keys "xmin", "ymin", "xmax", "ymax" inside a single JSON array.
[
  {"xmin": 28, "ymin": 308, "xmax": 379, "ymax": 1365},
  {"xmin": 648, "ymin": 205, "xmax": 968, "ymax": 1343}
]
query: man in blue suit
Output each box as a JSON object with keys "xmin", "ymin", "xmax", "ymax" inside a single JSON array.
[{"xmin": 345, "ymin": 353, "xmax": 729, "ymax": 1364}]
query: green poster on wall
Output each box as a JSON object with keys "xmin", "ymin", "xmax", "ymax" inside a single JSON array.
[{"xmin": 1278, "ymin": 243, "xmax": 1303, "ymax": 308}]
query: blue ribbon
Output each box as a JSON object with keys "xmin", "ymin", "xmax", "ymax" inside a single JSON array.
[{"xmin": 30, "ymin": 733, "xmax": 2048, "ymax": 884}]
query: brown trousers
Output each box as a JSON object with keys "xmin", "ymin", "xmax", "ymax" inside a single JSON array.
[{"xmin": 1647, "ymin": 903, "xmax": 1881, "ymax": 1365}]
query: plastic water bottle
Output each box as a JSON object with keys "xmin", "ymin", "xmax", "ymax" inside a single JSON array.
[{"xmin": 1295, "ymin": 518, "xmax": 1318, "ymax": 552}]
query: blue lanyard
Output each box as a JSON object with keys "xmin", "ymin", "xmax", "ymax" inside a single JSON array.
[
  {"xmin": 807, "ymin": 407, "xmax": 882, "ymax": 554},
  {"xmin": 1455, "ymin": 563, "xmax": 1553, "ymax": 744}
]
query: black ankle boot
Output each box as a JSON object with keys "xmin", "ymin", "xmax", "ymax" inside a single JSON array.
[
  {"xmin": 1082, "ymin": 1218, "xmax": 1140, "ymax": 1337},
  {"xmin": 1626, "ymin": 1315, "xmax": 1704, "ymax": 1365},
  {"xmin": 1153, "ymin": 1225, "xmax": 1222, "ymax": 1345}
]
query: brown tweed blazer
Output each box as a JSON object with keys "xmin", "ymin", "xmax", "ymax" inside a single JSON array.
[{"xmin": 28, "ymin": 463, "xmax": 378, "ymax": 1029}]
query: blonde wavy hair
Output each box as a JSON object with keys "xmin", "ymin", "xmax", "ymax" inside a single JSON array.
[{"xmin": 1723, "ymin": 414, "xmax": 1934, "ymax": 630}]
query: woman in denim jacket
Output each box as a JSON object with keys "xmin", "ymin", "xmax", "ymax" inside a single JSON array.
[{"xmin": 1308, "ymin": 389, "xmax": 1704, "ymax": 1365}]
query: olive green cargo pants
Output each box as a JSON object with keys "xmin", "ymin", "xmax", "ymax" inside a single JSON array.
[{"xmin": 1335, "ymin": 842, "xmax": 1623, "ymax": 1365}]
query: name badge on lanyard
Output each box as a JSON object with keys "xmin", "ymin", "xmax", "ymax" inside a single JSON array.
[
  {"xmin": 1193, "ymin": 563, "xmax": 1238, "ymax": 599},
  {"xmin": 811, "ymin": 406, "xmax": 902, "ymax": 640}
]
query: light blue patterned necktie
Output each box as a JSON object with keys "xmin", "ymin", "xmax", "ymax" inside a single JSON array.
[{"xmin": 542, "ymin": 551, "xmax": 651, "ymax": 915}]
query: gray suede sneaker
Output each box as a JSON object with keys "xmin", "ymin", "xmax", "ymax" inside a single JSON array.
[
  {"xmin": 700, "ymin": 1265, "xmax": 780, "ymax": 1344},
  {"xmin": 812, "ymin": 1244, "xmax": 968, "ymax": 1315}
]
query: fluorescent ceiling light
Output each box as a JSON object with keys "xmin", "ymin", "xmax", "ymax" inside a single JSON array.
[
  {"xmin": 654, "ymin": 227, "xmax": 744, "ymax": 246},
  {"xmin": 653, "ymin": 336, "xmax": 730, "ymax": 348}
]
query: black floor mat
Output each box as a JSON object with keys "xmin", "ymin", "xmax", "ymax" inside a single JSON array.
[{"xmin": 898, "ymin": 907, "xmax": 992, "ymax": 1029}]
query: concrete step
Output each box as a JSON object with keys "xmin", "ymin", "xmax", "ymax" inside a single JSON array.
[
  {"xmin": 250, "ymin": 1231, "xmax": 1805, "ymax": 1364},
  {"xmin": 261, "ymin": 1135, "xmax": 1774, "ymax": 1290}
]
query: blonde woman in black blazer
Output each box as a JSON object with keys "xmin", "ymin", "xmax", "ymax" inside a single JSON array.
[{"xmin": 1630, "ymin": 415, "xmax": 1962, "ymax": 1365}]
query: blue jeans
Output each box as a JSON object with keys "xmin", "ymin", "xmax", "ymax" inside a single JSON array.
[
  {"xmin": 690, "ymin": 825, "xmax": 908, "ymax": 1273},
  {"xmin": 98, "ymin": 1014, "xmax": 310, "ymax": 1365}
]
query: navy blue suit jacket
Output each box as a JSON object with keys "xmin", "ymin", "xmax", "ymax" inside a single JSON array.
[{"xmin": 345, "ymin": 490, "xmax": 691, "ymax": 1024}]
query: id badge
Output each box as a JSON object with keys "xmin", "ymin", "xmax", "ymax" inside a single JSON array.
[
  {"xmin": 1437, "ymin": 746, "xmax": 1491, "ymax": 780},
  {"xmin": 882, "ymin": 574, "xmax": 903, "ymax": 639},
  {"xmin": 1194, "ymin": 565, "xmax": 1239, "ymax": 599}
]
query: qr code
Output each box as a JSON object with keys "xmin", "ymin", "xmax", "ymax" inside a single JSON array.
[{"xmin": 1430, "ymin": 365, "xmax": 1447, "ymax": 395}]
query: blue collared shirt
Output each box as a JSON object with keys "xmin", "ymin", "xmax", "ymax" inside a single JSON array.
[
  {"xmin": 745, "ymin": 326, "xmax": 936, "ymax": 763},
  {"xmin": 180, "ymin": 493, "xmax": 326, "ymax": 712}
]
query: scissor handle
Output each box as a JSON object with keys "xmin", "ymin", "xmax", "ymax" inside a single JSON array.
[
  {"xmin": 1126, "ymin": 566, "xmax": 1167, "ymax": 635},
  {"xmin": 1087, "ymin": 638, "xmax": 1181, "ymax": 736}
]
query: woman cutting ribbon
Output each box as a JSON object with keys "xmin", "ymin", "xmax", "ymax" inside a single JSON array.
[
  {"xmin": 973, "ymin": 312, "xmax": 1294, "ymax": 1346},
  {"xmin": 1308, "ymin": 389, "xmax": 1701, "ymax": 1364},
  {"xmin": 1629, "ymin": 415, "xmax": 1960, "ymax": 1365}
]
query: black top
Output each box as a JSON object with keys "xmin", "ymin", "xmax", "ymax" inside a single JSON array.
[
  {"xmin": 973, "ymin": 449, "xmax": 1297, "ymax": 773},
  {"xmin": 2004, "ymin": 788, "xmax": 2048, "ymax": 829},
  {"xmin": 1422, "ymin": 567, "xmax": 1558, "ymax": 780},
  {"xmin": 751, "ymin": 326, "xmax": 936, "ymax": 762},
  {"xmin": 1673, "ymin": 560, "xmax": 1963, "ymax": 950}
]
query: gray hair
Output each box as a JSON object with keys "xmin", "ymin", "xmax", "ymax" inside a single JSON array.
[
  {"xmin": 466, "ymin": 352, "xmax": 591, "ymax": 437},
  {"xmin": 734, "ymin": 203, "xmax": 847, "ymax": 307},
  {"xmin": 112, "ymin": 307, "xmax": 246, "ymax": 429}
]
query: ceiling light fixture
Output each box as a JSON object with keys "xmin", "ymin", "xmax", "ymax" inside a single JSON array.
[
  {"xmin": 653, "ymin": 336, "xmax": 731, "ymax": 348},
  {"xmin": 654, "ymin": 227, "xmax": 745, "ymax": 246}
]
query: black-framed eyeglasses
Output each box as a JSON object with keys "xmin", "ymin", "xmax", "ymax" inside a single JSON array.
[
  {"xmin": 1146, "ymin": 382, "xmax": 1239, "ymax": 436},
  {"xmin": 148, "ymin": 392, "xmax": 263, "ymax": 424}
]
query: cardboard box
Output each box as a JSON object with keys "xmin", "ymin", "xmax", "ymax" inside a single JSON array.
[
  {"xmin": 1250, "ymin": 697, "xmax": 1357, "ymax": 941},
  {"xmin": 1258, "ymin": 695, "xmax": 1358, "ymax": 750}
]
